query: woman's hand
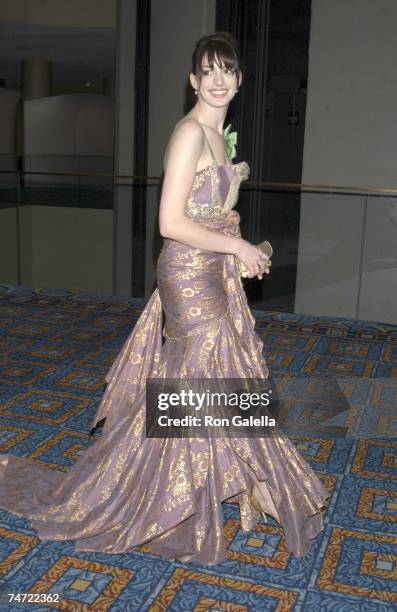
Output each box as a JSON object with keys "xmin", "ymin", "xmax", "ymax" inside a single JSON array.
[
  {"xmin": 234, "ymin": 238, "xmax": 270, "ymax": 279},
  {"xmin": 225, "ymin": 210, "xmax": 240, "ymax": 225}
]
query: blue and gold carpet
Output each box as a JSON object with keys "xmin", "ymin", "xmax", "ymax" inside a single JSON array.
[{"xmin": 0, "ymin": 284, "xmax": 396, "ymax": 611}]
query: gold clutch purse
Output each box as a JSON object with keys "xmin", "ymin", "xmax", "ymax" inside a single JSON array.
[{"xmin": 238, "ymin": 240, "xmax": 273, "ymax": 278}]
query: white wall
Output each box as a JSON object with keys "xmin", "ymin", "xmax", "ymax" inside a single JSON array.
[
  {"xmin": 24, "ymin": 94, "xmax": 114, "ymax": 157},
  {"xmin": 23, "ymin": 93, "xmax": 114, "ymax": 186},
  {"xmin": 296, "ymin": 0, "xmax": 397, "ymax": 324}
]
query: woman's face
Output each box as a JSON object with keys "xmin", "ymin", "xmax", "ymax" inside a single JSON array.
[{"xmin": 191, "ymin": 52, "xmax": 241, "ymax": 108}]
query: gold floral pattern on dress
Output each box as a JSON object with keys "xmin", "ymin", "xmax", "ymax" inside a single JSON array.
[{"xmin": 185, "ymin": 162, "xmax": 250, "ymax": 219}]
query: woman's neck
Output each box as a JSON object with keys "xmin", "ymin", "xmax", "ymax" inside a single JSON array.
[{"xmin": 190, "ymin": 106, "xmax": 228, "ymax": 135}]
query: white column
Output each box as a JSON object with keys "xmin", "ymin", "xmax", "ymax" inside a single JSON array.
[
  {"xmin": 144, "ymin": 0, "xmax": 216, "ymax": 297},
  {"xmin": 21, "ymin": 59, "xmax": 52, "ymax": 100}
]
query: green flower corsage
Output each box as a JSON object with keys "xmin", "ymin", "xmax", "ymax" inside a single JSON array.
[{"xmin": 223, "ymin": 123, "xmax": 237, "ymax": 160}]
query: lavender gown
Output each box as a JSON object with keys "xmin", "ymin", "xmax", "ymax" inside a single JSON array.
[{"xmin": 0, "ymin": 142, "xmax": 329, "ymax": 565}]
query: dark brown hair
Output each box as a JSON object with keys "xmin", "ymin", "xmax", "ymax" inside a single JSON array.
[{"xmin": 191, "ymin": 32, "xmax": 242, "ymax": 77}]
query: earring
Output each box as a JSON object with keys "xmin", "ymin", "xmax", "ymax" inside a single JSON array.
[
  {"xmin": 235, "ymin": 88, "xmax": 239, "ymax": 93},
  {"xmin": 194, "ymin": 89, "xmax": 198, "ymax": 95}
]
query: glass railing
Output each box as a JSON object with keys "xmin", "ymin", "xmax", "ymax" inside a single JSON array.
[
  {"xmin": 1, "ymin": 156, "xmax": 396, "ymax": 325},
  {"xmin": 22, "ymin": 155, "xmax": 114, "ymax": 208}
]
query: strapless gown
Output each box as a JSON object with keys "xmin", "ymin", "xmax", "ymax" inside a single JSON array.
[{"xmin": 0, "ymin": 160, "xmax": 329, "ymax": 565}]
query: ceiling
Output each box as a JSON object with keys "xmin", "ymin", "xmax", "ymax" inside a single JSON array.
[
  {"xmin": 0, "ymin": 1, "xmax": 311, "ymax": 89},
  {"xmin": 0, "ymin": 21, "xmax": 115, "ymax": 88}
]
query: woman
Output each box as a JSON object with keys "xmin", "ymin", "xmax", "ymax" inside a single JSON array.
[{"xmin": 0, "ymin": 32, "xmax": 328, "ymax": 565}]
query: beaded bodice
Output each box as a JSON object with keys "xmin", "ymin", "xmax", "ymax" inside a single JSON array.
[{"xmin": 185, "ymin": 161, "xmax": 250, "ymax": 219}]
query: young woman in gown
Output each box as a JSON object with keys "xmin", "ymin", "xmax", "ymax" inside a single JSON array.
[{"xmin": 0, "ymin": 32, "xmax": 329, "ymax": 565}]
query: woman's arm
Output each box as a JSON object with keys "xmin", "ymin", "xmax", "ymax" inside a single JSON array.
[
  {"xmin": 159, "ymin": 119, "xmax": 269, "ymax": 277},
  {"xmin": 159, "ymin": 119, "xmax": 237, "ymax": 252}
]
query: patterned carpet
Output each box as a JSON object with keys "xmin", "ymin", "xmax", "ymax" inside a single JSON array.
[{"xmin": 0, "ymin": 284, "xmax": 396, "ymax": 611}]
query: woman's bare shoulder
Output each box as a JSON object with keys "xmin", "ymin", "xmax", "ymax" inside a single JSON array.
[
  {"xmin": 171, "ymin": 117, "xmax": 203, "ymax": 145},
  {"xmin": 164, "ymin": 117, "xmax": 203, "ymax": 170}
]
